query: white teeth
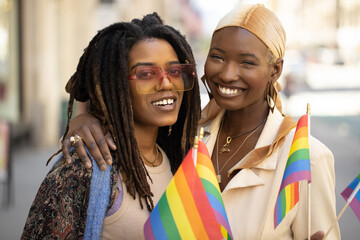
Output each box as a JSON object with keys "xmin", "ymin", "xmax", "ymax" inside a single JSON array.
[
  {"xmin": 153, "ymin": 98, "xmax": 174, "ymax": 106},
  {"xmin": 219, "ymin": 86, "xmax": 241, "ymax": 95}
]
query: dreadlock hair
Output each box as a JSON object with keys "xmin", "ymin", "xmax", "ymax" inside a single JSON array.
[{"xmin": 61, "ymin": 13, "xmax": 200, "ymax": 211}]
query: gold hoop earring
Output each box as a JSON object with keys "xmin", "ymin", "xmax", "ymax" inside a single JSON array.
[
  {"xmin": 266, "ymin": 82, "xmax": 278, "ymax": 113},
  {"xmin": 201, "ymin": 75, "xmax": 213, "ymax": 99}
]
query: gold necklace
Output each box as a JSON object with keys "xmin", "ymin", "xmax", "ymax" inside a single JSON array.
[
  {"xmin": 216, "ymin": 117, "xmax": 266, "ymax": 183},
  {"xmin": 141, "ymin": 145, "xmax": 160, "ymax": 167},
  {"xmin": 220, "ymin": 117, "xmax": 267, "ymax": 154}
]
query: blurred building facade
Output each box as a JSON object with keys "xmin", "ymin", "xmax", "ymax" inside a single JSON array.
[
  {"xmin": 276, "ymin": 0, "xmax": 360, "ymax": 65},
  {"xmin": 0, "ymin": 0, "xmax": 201, "ymax": 147},
  {"xmin": 1, "ymin": 0, "xmax": 359, "ymax": 147}
]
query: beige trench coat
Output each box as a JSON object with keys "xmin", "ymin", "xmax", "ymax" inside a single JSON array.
[{"xmin": 199, "ymin": 100, "xmax": 340, "ymax": 240}]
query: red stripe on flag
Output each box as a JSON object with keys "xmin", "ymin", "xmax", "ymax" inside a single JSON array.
[
  {"xmin": 174, "ymin": 165, "xmax": 208, "ymax": 237},
  {"xmin": 296, "ymin": 115, "xmax": 308, "ymax": 129},
  {"xmin": 182, "ymin": 155, "xmax": 223, "ymax": 239}
]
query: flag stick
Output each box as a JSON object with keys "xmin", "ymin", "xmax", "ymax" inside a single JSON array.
[
  {"xmin": 324, "ymin": 181, "xmax": 360, "ymax": 239},
  {"xmin": 192, "ymin": 127, "xmax": 204, "ymax": 166},
  {"xmin": 306, "ymin": 103, "xmax": 312, "ymax": 240},
  {"xmin": 192, "ymin": 136, "xmax": 199, "ymax": 166},
  {"xmin": 199, "ymin": 127, "xmax": 204, "ymax": 140}
]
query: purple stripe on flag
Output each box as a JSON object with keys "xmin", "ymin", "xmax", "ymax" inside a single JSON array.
[
  {"xmin": 144, "ymin": 218, "xmax": 156, "ymax": 240},
  {"xmin": 349, "ymin": 197, "xmax": 360, "ymax": 221},
  {"xmin": 213, "ymin": 209, "xmax": 232, "ymax": 237},
  {"xmin": 341, "ymin": 186, "xmax": 353, "ymax": 200},
  {"xmin": 279, "ymin": 170, "xmax": 311, "ymax": 193}
]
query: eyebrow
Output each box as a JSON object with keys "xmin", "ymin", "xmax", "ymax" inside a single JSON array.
[
  {"xmin": 210, "ymin": 47, "xmax": 260, "ymax": 61},
  {"xmin": 210, "ymin": 47, "xmax": 225, "ymax": 53},
  {"xmin": 130, "ymin": 60, "xmax": 180, "ymax": 70}
]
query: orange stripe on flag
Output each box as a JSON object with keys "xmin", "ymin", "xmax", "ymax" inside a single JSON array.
[
  {"xmin": 174, "ymin": 167, "xmax": 208, "ymax": 238},
  {"xmin": 292, "ymin": 127, "xmax": 308, "ymax": 142},
  {"xmin": 294, "ymin": 181, "xmax": 299, "ymax": 203},
  {"xmin": 182, "ymin": 154, "xmax": 223, "ymax": 239}
]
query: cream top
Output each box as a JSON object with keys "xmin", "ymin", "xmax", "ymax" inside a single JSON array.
[{"xmin": 101, "ymin": 147, "xmax": 173, "ymax": 239}]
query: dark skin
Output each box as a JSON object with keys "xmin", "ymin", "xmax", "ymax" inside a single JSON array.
[
  {"xmin": 62, "ymin": 112, "xmax": 116, "ymax": 170},
  {"xmin": 63, "ymin": 38, "xmax": 185, "ymax": 170},
  {"xmin": 63, "ymin": 27, "xmax": 325, "ymax": 240},
  {"xmin": 205, "ymin": 27, "xmax": 277, "ymax": 190}
]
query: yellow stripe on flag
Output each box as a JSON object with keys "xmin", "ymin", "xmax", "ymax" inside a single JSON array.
[
  {"xmin": 220, "ymin": 225, "xmax": 227, "ymax": 239},
  {"xmin": 166, "ymin": 178, "xmax": 196, "ymax": 239},
  {"xmin": 288, "ymin": 137, "xmax": 309, "ymax": 157},
  {"xmin": 175, "ymin": 166, "xmax": 208, "ymax": 238},
  {"xmin": 285, "ymin": 185, "xmax": 291, "ymax": 215},
  {"xmin": 196, "ymin": 164, "xmax": 219, "ymax": 191}
]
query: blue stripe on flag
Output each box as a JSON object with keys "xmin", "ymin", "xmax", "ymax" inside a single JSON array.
[
  {"xmin": 283, "ymin": 159, "xmax": 310, "ymax": 180},
  {"xmin": 151, "ymin": 205, "xmax": 168, "ymax": 240},
  {"xmin": 206, "ymin": 192, "xmax": 228, "ymax": 221}
]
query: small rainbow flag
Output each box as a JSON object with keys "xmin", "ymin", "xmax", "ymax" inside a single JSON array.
[
  {"xmin": 144, "ymin": 140, "xmax": 233, "ymax": 240},
  {"xmin": 274, "ymin": 114, "xmax": 312, "ymax": 228},
  {"xmin": 341, "ymin": 173, "xmax": 360, "ymax": 221}
]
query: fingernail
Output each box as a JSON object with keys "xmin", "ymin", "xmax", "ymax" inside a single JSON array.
[
  {"xmin": 106, "ymin": 158, "xmax": 112, "ymax": 165},
  {"xmin": 111, "ymin": 143, "xmax": 117, "ymax": 150},
  {"xmin": 100, "ymin": 164, "xmax": 107, "ymax": 171},
  {"xmin": 85, "ymin": 162, "xmax": 91, "ymax": 169}
]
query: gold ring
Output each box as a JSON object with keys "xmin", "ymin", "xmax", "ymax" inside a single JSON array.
[{"xmin": 70, "ymin": 135, "xmax": 82, "ymax": 146}]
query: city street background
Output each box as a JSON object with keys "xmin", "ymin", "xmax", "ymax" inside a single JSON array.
[{"xmin": 1, "ymin": 0, "xmax": 360, "ymax": 239}]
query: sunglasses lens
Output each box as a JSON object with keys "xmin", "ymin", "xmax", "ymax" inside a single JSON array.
[
  {"xmin": 131, "ymin": 64, "xmax": 196, "ymax": 94},
  {"xmin": 134, "ymin": 68, "xmax": 158, "ymax": 94},
  {"xmin": 179, "ymin": 64, "xmax": 195, "ymax": 91}
]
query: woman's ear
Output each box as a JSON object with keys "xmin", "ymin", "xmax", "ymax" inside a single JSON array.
[{"xmin": 270, "ymin": 58, "xmax": 284, "ymax": 83}]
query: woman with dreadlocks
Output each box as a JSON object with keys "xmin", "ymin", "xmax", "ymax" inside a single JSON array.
[
  {"xmin": 61, "ymin": 4, "xmax": 339, "ymax": 240},
  {"xmin": 21, "ymin": 13, "xmax": 200, "ymax": 239}
]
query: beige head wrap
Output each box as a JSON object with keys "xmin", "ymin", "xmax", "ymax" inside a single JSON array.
[
  {"xmin": 201, "ymin": 4, "xmax": 286, "ymax": 118},
  {"xmin": 214, "ymin": 4, "xmax": 286, "ymax": 60}
]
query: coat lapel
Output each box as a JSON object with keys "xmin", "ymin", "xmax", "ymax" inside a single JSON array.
[{"xmin": 200, "ymin": 100, "xmax": 296, "ymax": 192}]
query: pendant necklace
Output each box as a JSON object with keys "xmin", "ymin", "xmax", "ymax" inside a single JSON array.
[
  {"xmin": 220, "ymin": 117, "xmax": 267, "ymax": 154},
  {"xmin": 141, "ymin": 145, "xmax": 160, "ymax": 167},
  {"xmin": 216, "ymin": 117, "xmax": 267, "ymax": 183}
]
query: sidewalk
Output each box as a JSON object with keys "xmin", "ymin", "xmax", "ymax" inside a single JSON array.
[{"xmin": 0, "ymin": 145, "xmax": 58, "ymax": 240}]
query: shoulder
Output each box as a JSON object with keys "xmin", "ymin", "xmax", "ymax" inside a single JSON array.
[
  {"xmin": 309, "ymin": 136, "xmax": 334, "ymax": 161},
  {"xmin": 22, "ymin": 153, "xmax": 92, "ymax": 239},
  {"xmin": 46, "ymin": 154, "xmax": 93, "ymax": 193},
  {"xmin": 283, "ymin": 128, "xmax": 334, "ymax": 162}
]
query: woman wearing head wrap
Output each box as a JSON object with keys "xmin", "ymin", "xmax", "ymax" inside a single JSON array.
[
  {"xmin": 199, "ymin": 4, "xmax": 339, "ymax": 239},
  {"xmin": 61, "ymin": 4, "xmax": 340, "ymax": 240},
  {"xmin": 21, "ymin": 13, "xmax": 200, "ymax": 239}
]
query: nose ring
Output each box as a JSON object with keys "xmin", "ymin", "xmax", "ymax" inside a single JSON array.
[{"xmin": 233, "ymin": 75, "xmax": 240, "ymax": 81}]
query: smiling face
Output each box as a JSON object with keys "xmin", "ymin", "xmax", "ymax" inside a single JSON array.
[
  {"xmin": 204, "ymin": 27, "xmax": 278, "ymax": 112},
  {"xmin": 128, "ymin": 38, "xmax": 184, "ymax": 128}
]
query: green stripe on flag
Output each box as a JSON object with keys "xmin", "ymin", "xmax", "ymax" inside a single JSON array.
[
  {"xmin": 286, "ymin": 148, "xmax": 310, "ymax": 167},
  {"xmin": 158, "ymin": 195, "xmax": 181, "ymax": 239},
  {"xmin": 201, "ymin": 178, "xmax": 223, "ymax": 204},
  {"xmin": 280, "ymin": 189, "xmax": 286, "ymax": 218}
]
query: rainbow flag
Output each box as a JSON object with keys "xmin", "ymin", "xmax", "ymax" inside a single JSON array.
[
  {"xmin": 341, "ymin": 173, "xmax": 360, "ymax": 221},
  {"xmin": 144, "ymin": 140, "xmax": 233, "ymax": 240},
  {"xmin": 274, "ymin": 114, "xmax": 312, "ymax": 228}
]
